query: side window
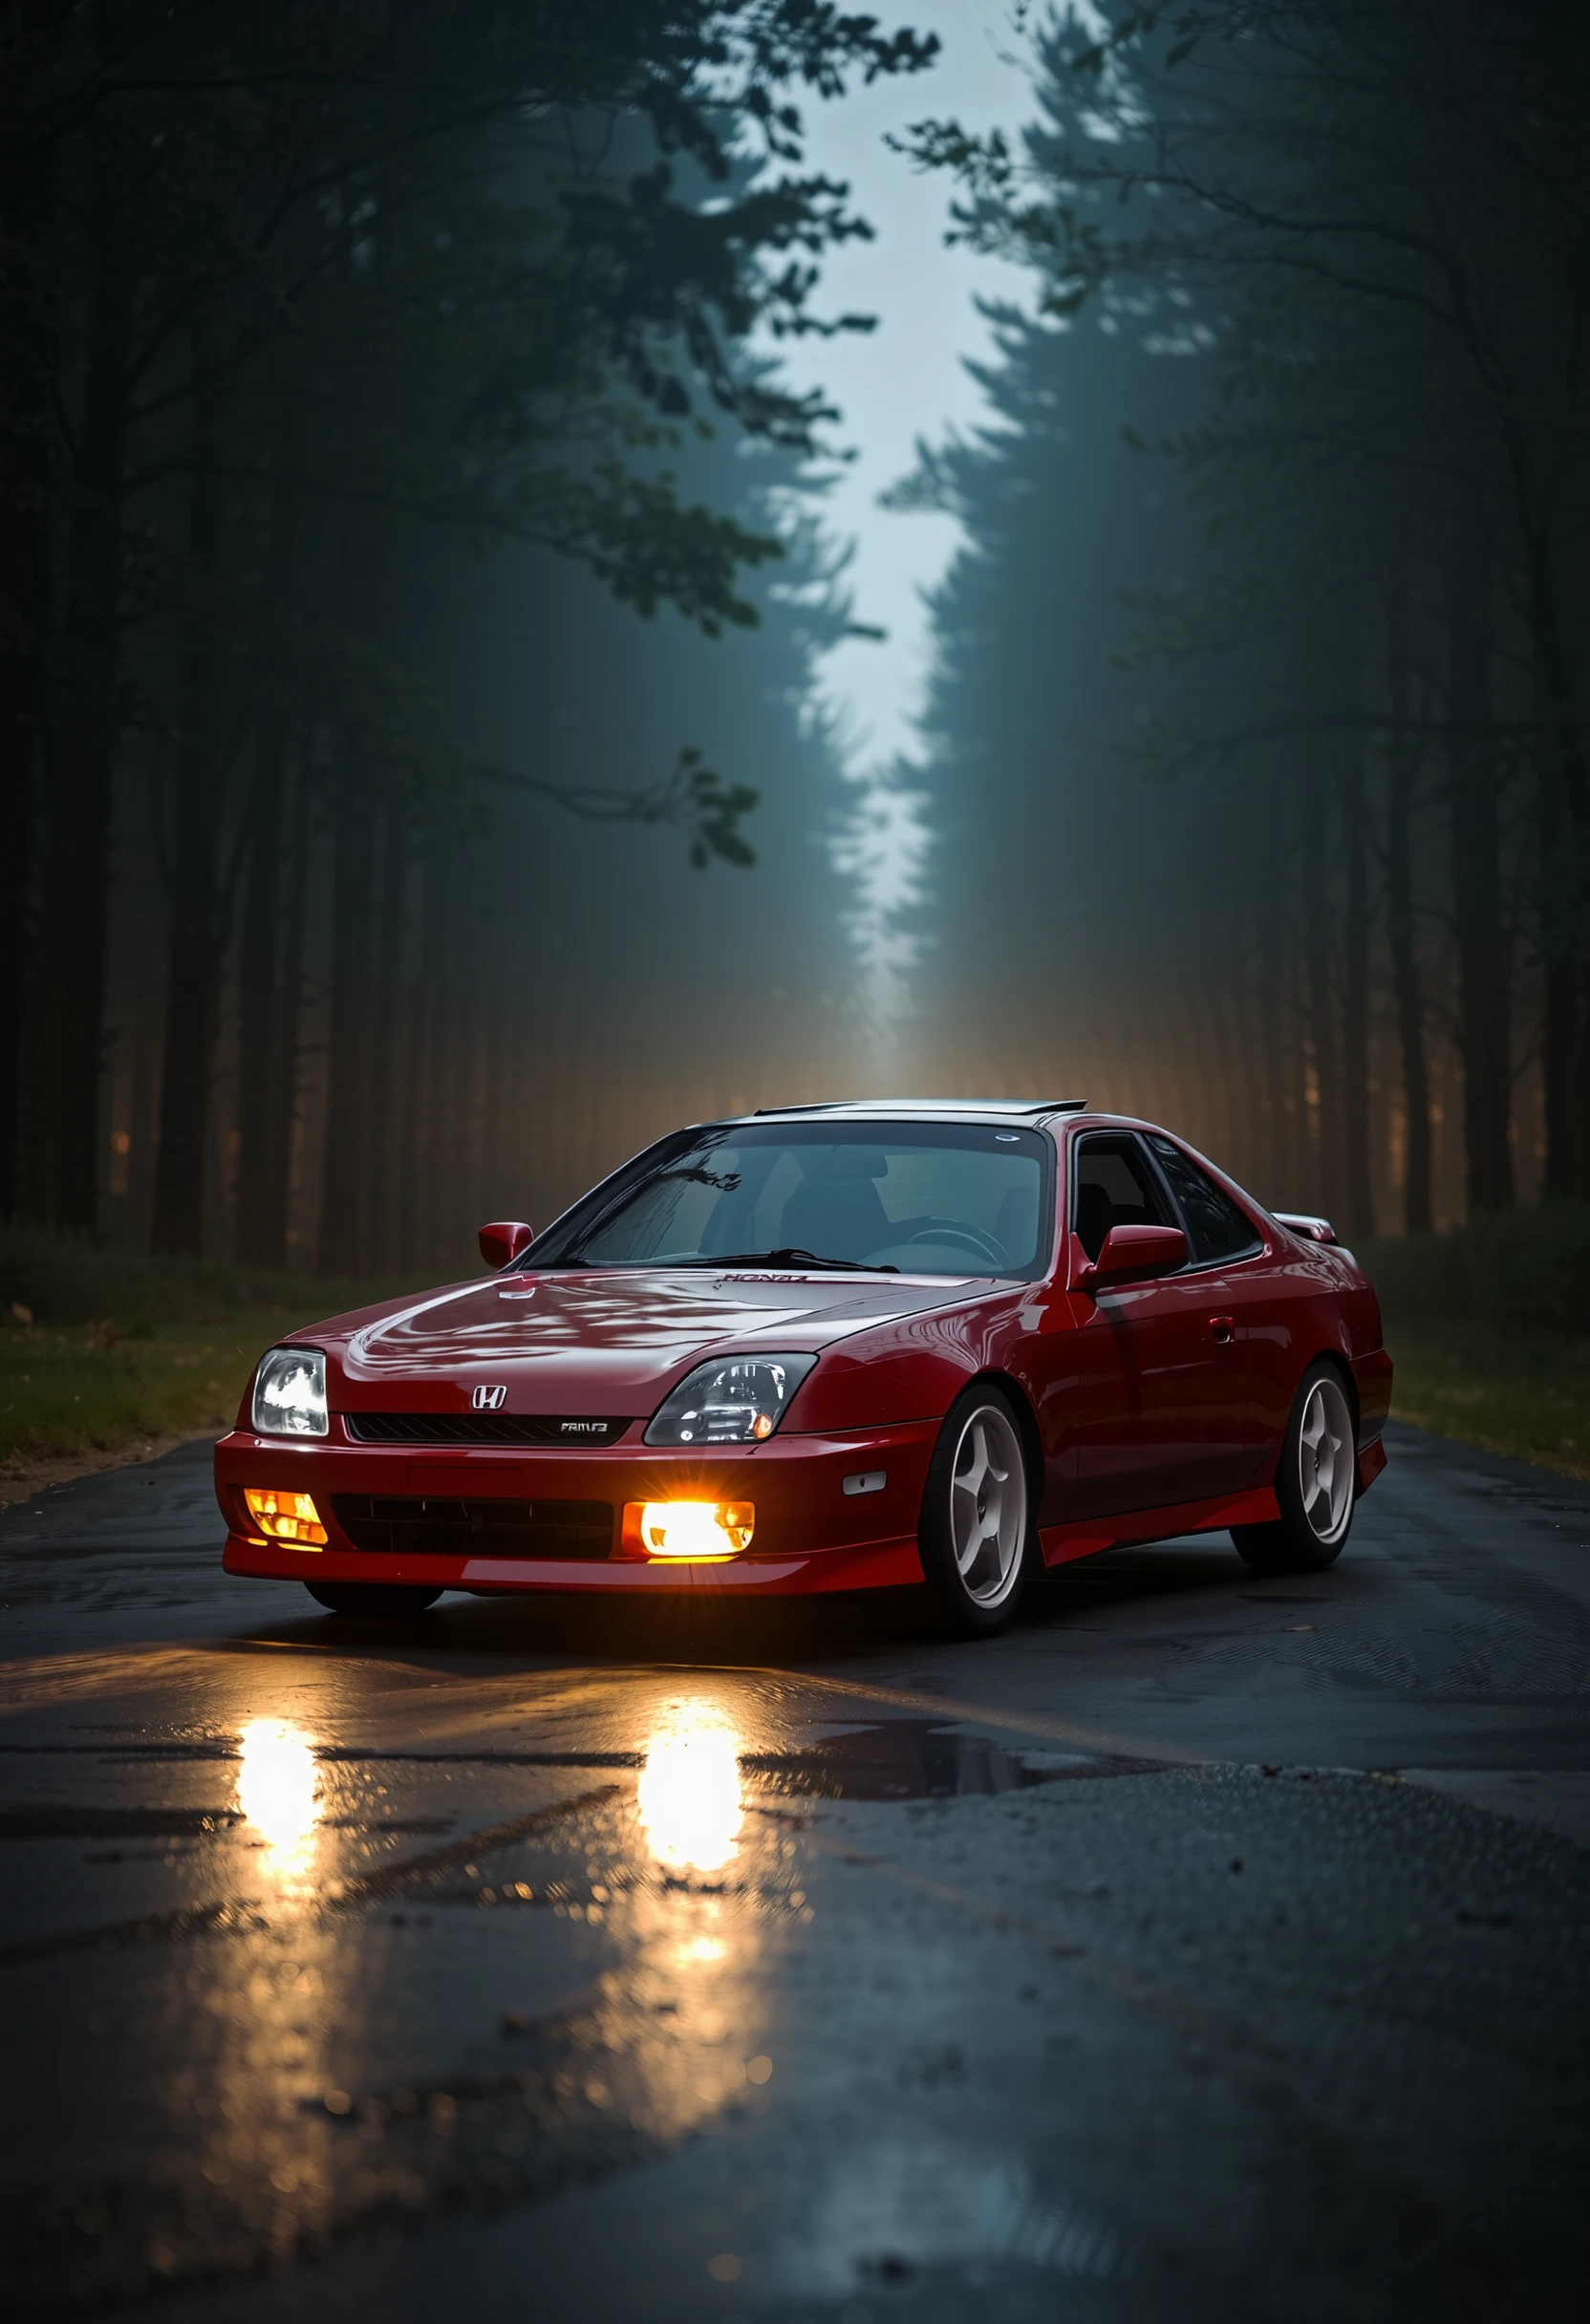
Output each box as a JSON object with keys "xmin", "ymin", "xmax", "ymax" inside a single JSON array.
[
  {"xmin": 1149, "ymin": 1137, "xmax": 1260, "ymax": 1264},
  {"xmin": 1072, "ymin": 1134, "xmax": 1173, "ymax": 1261}
]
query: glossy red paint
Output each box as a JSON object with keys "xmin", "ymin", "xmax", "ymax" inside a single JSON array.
[
  {"xmin": 1078, "ymin": 1221, "xmax": 1189, "ymax": 1290},
  {"xmin": 216, "ymin": 1106, "xmax": 1393, "ymax": 1603},
  {"xmin": 478, "ymin": 1219, "xmax": 535, "ymax": 1270}
]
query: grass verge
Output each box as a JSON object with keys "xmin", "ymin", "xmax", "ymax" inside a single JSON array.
[
  {"xmin": 0, "ymin": 1307, "xmax": 338, "ymax": 1469},
  {"xmin": 0, "ymin": 1227, "xmax": 440, "ymax": 1479},
  {"xmin": 1385, "ymin": 1327, "xmax": 1590, "ymax": 1482},
  {"xmin": 1358, "ymin": 1208, "xmax": 1590, "ymax": 1476},
  {"xmin": 5, "ymin": 1220, "xmax": 1588, "ymax": 1490}
]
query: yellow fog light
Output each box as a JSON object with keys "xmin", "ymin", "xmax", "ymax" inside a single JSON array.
[
  {"xmin": 244, "ymin": 1488, "xmax": 328, "ymax": 1550},
  {"xmin": 630, "ymin": 1500, "xmax": 754, "ymax": 1560}
]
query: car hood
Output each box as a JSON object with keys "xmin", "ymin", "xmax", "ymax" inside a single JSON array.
[{"xmin": 317, "ymin": 1267, "xmax": 997, "ymax": 1414}]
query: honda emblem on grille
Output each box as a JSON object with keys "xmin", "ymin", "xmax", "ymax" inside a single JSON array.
[{"xmin": 471, "ymin": 1384, "xmax": 508, "ymax": 1411}]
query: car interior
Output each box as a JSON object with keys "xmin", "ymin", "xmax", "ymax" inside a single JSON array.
[
  {"xmin": 1072, "ymin": 1136, "xmax": 1175, "ymax": 1261},
  {"xmin": 778, "ymin": 1147, "xmax": 893, "ymax": 1257}
]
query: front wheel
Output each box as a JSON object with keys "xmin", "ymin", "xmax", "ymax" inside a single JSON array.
[
  {"xmin": 306, "ymin": 1582, "xmax": 442, "ymax": 1617},
  {"xmin": 1233, "ymin": 1360, "xmax": 1356, "ymax": 1576},
  {"xmin": 918, "ymin": 1385, "xmax": 1038, "ymax": 1637}
]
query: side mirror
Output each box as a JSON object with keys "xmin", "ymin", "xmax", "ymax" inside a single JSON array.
[
  {"xmin": 1078, "ymin": 1222, "xmax": 1189, "ymax": 1291},
  {"xmin": 479, "ymin": 1220, "xmax": 535, "ymax": 1271}
]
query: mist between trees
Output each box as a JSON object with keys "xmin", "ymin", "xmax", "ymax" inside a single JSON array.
[
  {"xmin": 0, "ymin": 4, "xmax": 935, "ymax": 1272},
  {"xmin": 884, "ymin": 2, "xmax": 1590, "ymax": 1237},
  {"xmin": 11, "ymin": 6, "xmax": 1590, "ymax": 1275}
]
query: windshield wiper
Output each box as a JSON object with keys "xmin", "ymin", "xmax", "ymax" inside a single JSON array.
[
  {"xmin": 676, "ymin": 1248, "xmax": 898, "ymax": 1274},
  {"xmin": 550, "ymin": 1246, "xmax": 897, "ymax": 1273}
]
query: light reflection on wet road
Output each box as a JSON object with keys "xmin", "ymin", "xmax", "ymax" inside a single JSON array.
[{"xmin": 1, "ymin": 1423, "xmax": 1588, "ymax": 2319}]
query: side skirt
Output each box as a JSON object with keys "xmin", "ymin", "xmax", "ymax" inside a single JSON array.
[{"xmin": 1039, "ymin": 1483, "xmax": 1281, "ymax": 1569}]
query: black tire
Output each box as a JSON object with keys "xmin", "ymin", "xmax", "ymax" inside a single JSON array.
[
  {"xmin": 1233, "ymin": 1358, "xmax": 1356, "ymax": 1576},
  {"xmin": 917, "ymin": 1382, "xmax": 1039, "ymax": 1637},
  {"xmin": 306, "ymin": 1582, "xmax": 442, "ymax": 1617}
]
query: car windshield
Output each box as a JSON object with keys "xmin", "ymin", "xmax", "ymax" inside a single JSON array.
[{"xmin": 533, "ymin": 1122, "xmax": 1054, "ymax": 1278}]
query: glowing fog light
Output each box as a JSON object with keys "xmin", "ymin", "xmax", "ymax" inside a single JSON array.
[
  {"xmin": 630, "ymin": 1500, "xmax": 755, "ymax": 1560},
  {"xmin": 245, "ymin": 1488, "xmax": 328, "ymax": 1549}
]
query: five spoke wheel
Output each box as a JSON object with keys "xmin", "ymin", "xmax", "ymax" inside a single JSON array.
[
  {"xmin": 950, "ymin": 1405, "xmax": 1027, "ymax": 1607},
  {"xmin": 1298, "ymin": 1372, "xmax": 1354, "ymax": 1544},
  {"xmin": 920, "ymin": 1386, "xmax": 1035, "ymax": 1633},
  {"xmin": 1232, "ymin": 1357, "xmax": 1357, "ymax": 1575}
]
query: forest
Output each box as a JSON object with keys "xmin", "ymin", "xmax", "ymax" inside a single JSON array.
[
  {"xmin": 0, "ymin": 1, "xmax": 933, "ymax": 1271},
  {"xmin": 892, "ymin": 0, "xmax": 1590, "ymax": 1239},
  {"xmin": 5, "ymin": 1, "xmax": 1590, "ymax": 1280}
]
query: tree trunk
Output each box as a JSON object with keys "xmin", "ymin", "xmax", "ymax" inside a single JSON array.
[
  {"xmin": 233, "ymin": 474, "xmax": 306, "ymax": 1269},
  {"xmin": 1444, "ymin": 515, "xmax": 1515, "ymax": 1216},
  {"xmin": 150, "ymin": 361, "xmax": 227, "ymax": 1255},
  {"xmin": 20, "ymin": 161, "xmax": 131, "ymax": 1232},
  {"xmin": 1502, "ymin": 414, "xmax": 1587, "ymax": 1194},
  {"xmin": 1536, "ymin": 745, "xmax": 1577, "ymax": 1198},
  {"xmin": 267, "ymin": 741, "xmax": 313, "ymax": 1267},
  {"xmin": 0, "ymin": 136, "xmax": 51, "ymax": 1221},
  {"xmin": 317, "ymin": 746, "xmax": 374, "ymax": 1276},
  {"xmin": 0, "ymin": 593, "xmax": 38, "ymax": 1222},
  {"xmin": 1254, "ymin": 815, "xmax": 1292, "ymax": 1205},
  {"xmin": 409, "ymin": 838, "xmax": 453, "ymax": 1266},
  {"xmin": 1339, "ymin": 734, "xmax": 1376, "ymax": 1241},
  {"xmin": 232, "ymin": 709, "xmax": 290, "ymax": 1267},
  {"xmin": 397, "ymin": 834, "xmax": 444, "ymax": 1268},
  {"xmin": 1384, "ymin": 559, "xmax": 1432, "ymax": 1233},
  {"xmin": 1300, "ymin": 781, "xmax": 1344, "ymax": 1219},
  {"xmin": 364, "ymin": 800, "xmax": 408, "ymax": 1272}
]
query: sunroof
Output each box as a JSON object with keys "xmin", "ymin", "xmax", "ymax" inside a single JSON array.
[{"xmin": 753, "ymin": 1097, "xmax": 1086, "ymax": 1116}]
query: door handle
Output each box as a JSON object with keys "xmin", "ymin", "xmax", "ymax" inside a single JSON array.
[{"xmin": 1209, "ymin": 1315, "xmax": 1235, "ymax": 1345}]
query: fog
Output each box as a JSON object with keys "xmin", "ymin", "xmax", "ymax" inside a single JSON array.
[{"xmin": 7, "ymin": 3, "xmax": 1587, "ymax": 1267}]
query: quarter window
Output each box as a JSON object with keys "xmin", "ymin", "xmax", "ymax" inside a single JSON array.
[
  {"xmin": 1149, "ymin": 1137, "xmax": 1260, "ymax": 1264},
  {"xmin": 1072, "ymin": 1134, "xmax": 1174, "ymax": 1262}
]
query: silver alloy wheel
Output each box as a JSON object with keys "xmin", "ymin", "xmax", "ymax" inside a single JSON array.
[
  {"xmin": 949, "ymin": 1401, "xmax": 1028, "ymax": 1608},
  {"xmin": 1299, "ymin": 1373, "xmax": 1354, "ymax": 1543}
]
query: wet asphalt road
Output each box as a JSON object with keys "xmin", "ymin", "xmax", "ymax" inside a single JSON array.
[{"xmin": 1, "ymin": 1425, "xmax": 1587, "ymax": 2322}]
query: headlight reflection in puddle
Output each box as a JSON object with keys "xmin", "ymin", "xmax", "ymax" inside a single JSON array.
[
  {"xmin": 637, "ymin": 1701, "xmax": 743, "ymax": 1874},
  {"xmin": 236, "ymin": 1717, "xmax": 320, "ymax": 1886}
]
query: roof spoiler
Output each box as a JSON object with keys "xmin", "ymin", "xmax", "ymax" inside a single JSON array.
[{"xmin": 1274, "ymin": 1211, "xmax": 1339, "ymax": 1245}]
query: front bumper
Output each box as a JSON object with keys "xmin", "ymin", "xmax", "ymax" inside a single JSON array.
[{"xmin": 214, "ymin": 1419, "xmax": 935, "ymax": 1596}]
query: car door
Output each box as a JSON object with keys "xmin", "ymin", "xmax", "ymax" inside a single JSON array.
[
  {"xmin": 1064, "ymin": 1131, "xmax": 1250, "ymax": 1517},
  {"xmin": 1144, "ymin": 1133, "xmax": 1296, "ymax": 1479}
]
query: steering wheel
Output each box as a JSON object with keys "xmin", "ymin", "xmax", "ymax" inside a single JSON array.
[{"xmin": 901, "ymin": 1220, "xmax": 1008, "ymax": 1264}]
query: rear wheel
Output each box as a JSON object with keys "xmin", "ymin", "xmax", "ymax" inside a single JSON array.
[
  {"xmin": 918, "ymin": 1385, "xmax": 1037, "ymax": 1637},
  {"xmin": 306, "ymin": 1582, "xmax": 441, "ymax": 1617},
  {"xmin": 1233, "ymin": 1360, "xmax": 1356, "ymax": 1576}
]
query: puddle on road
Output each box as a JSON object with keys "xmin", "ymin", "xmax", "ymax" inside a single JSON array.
[
  {"xmin": 637, "ymin": 1701, "xmax": 743, "ymax": 1872},
  {"xmin": 0, "ymin": 1676, "xmax": 1163, "ymax": 2311},
  {"xmin": 743, "ymin": 1718, "xmax": 1157, "ymax": 1802}
]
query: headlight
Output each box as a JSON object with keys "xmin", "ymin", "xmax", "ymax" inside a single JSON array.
[
  {"xmin": 251, "ymin": 1346, "xmax": 329, "ymax": 1438},
  {"xmin": 643, "ymin": 1353, "xmax": 816, "ymax": 1447}
]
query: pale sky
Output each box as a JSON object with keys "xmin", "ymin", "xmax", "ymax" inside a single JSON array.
[{"xmin": 777, "ymin": 1, "xmax": 1036, "ymax": 776}]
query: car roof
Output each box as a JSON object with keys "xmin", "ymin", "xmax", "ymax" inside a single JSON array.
[{"xmin": 741, "ymin": 1097, "xmax": 1087, "ymax": 1128}]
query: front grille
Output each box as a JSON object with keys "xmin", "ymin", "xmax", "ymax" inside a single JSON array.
[
  {"xmin": 330, "ymin": 1496, "xmax": 613, "ymax": 1561},
  {"xmin": 344, "ymin": 1412, "xmax": 632, "ymax": 1448}
]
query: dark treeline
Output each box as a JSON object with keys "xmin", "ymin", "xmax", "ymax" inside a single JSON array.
[
  {"xmin": 1, "ymin": 2, "xmax": 934, "ymax": 1268},
  {"xmin": 894, "ymin": 1, "xmax": 1590, "ymax": 1233}
]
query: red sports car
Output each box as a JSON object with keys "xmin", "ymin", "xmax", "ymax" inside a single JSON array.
[{"xmin": 216, "ymin": 1100, "xmax": 1392, "ymax": 1636}]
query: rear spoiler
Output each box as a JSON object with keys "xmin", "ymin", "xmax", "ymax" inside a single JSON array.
[{"xmin": 1274, "ymin": 1211, "xmax": 1339, "ymax": 1246}]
